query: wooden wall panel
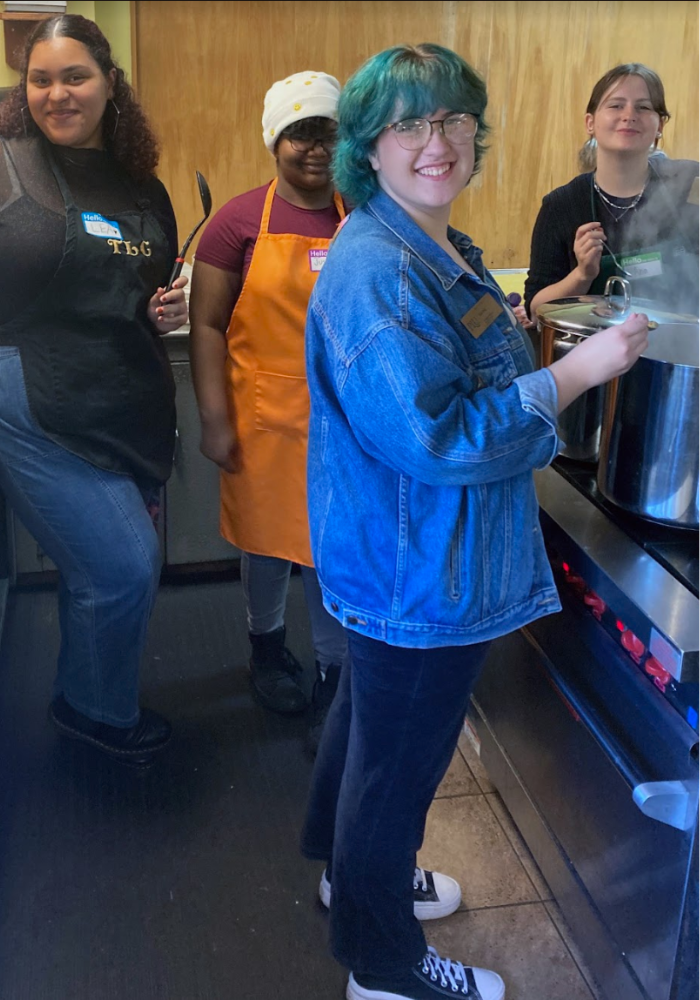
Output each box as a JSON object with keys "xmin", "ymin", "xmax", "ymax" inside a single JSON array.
[{"xmin": 135, "ymin": 0, "xmax": 698, "ymax": 267}]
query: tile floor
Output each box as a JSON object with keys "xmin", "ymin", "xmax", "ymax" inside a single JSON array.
[
  {"xmin": 0, "ymin": 574, "xmax": 607, "ymax": 1000},
  {"xmin": 417, "ymin": 728, "xmax": 604, "ymax": 1000}
]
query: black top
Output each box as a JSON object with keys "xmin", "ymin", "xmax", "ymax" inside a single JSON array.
[
  {"xmin": 524, "ymin": 158, "xmax": 699, "ymax": 315},
  {"xmin": 0, "ymin": 140, "xmax": 177, "ymax": 325}
]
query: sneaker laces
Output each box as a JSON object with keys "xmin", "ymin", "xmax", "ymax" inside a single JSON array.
[
  {"xmin": 422, "ymin": 946, "xmax": 471, "ymax": 995},
  {"xmin": 413, "ymin": 866, "xmax": 428, "ymax": 893}
]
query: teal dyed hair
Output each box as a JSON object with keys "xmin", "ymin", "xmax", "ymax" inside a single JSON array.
[{"xmin": 333, "ymin": 43, "xmax": 490, "ymax": 207}]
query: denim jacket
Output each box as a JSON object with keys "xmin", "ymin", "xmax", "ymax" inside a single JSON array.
[{"xmin": 305, "ymin": 189, "xmax": 562, "ymax": 648}]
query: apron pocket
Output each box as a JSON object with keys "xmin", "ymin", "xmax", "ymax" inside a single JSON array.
[{"xmin": 254, "ymin": 371, "xmax": 309, "ymax": 440}]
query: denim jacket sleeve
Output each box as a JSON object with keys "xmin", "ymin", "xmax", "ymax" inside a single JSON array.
[{"xmin": 331, "ymin": 319, "xmax": 559, "ymax": 487}]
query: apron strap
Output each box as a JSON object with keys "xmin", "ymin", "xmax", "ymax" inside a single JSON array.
[
  {"xmin": 259, "ymin": 177, "xmax": 278, "ymax": 236},
  {"xmin": 589, "ymin": 174, "xmax": 598, "ymax": 221},
  {"xmin": 259, "ymin": 177, "xmax": 346, "ymax": 237},
  {"xmin": 0, "ymin": 138, "xmax": 22, "ymax": 204}
]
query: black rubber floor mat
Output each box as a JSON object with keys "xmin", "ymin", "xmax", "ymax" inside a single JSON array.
[{"xmin": 0, "ymin": 577, "xmax": 345, "ymax": 1000}]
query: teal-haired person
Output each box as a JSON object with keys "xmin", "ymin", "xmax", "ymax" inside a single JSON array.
[{"xmin": 300, "ymin": 43, "xmax": 649, "ymax": 1000}]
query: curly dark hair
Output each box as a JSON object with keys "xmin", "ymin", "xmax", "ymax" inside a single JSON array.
[{"xmin": 0, "ymin": 14, "xmax": 160, "ymax": 180}]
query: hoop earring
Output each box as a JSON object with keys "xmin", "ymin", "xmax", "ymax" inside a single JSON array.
[
  {"xmin": 21, "ymin": 105, "xmax": 29, "ymax": 138},
  {"xmin": 110, "ymin": 99, "xmax": 121, "ymax": 140}
]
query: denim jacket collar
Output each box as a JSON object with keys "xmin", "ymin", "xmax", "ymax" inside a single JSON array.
[{"xmin": 365, "ymin": 188, "xmax": 486, "ymax": 290}]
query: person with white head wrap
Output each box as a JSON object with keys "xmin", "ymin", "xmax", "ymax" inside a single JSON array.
[
  {"xmin": 262, "ymin": 71, "xmax": 341, "ymax": 151},
  {"xmin": 189, "ymin": 71, "xmax": 347, "ymax": 751}
]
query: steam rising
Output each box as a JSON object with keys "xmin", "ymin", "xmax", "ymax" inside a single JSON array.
[{"xmin": 619, "ymin": 161, "xmax": 699, "ymax": 316}]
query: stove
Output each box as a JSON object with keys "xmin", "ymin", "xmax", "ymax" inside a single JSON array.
[
  {"xmin": 554, "ymin": 457, "xmax": 699, "ymax": 597},
  {"xmin": 471, "ymin": 461, "xmax": 699, "ymax": 1000},
  {"xmin": 534, "ymin": 460, "xmax": 699, "ymax": 730}
]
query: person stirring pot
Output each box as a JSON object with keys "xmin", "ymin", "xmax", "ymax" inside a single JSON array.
[
  {"xmin": 0, "ymin": 15, "xmax": 187, "ymax": 765},
  {"xmin": 190, "ymin": 72, "xmax": 348, "ymax": 752},
  {"xmin": 299, "ymin": 43, "xmax": 649, "ymax": 1000},
  {"xmin": 526, "ymin": 64, "xmax": 698, "ymax": 317}
]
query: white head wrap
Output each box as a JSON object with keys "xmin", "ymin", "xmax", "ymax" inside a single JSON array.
[{"xmin": 262, "ymin": 71, "xmax": 341, "ymax": 152}]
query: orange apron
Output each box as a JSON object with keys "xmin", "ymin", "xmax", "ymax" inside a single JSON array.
[{"xmin": 220, "ymin": 179, "xmax": 345, "ymax": 566}]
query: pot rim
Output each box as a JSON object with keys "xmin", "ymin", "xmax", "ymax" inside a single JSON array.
[{"xmin": 535, "ymin": 295, "xmax": 699, "ymax": 334}]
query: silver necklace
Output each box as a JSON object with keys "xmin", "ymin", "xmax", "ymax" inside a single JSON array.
[{"xmin": 593, "ymin": 174, "xmax": 647, "ymax": 223}]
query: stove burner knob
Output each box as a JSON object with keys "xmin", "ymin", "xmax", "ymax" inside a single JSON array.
[
  {"xmin": 564, "ymin": 571, "xmax": 587, "ymax": 597},
  {"xmin": 645, "ymin": 656, "xmax": 672, "ymax": 690},
  {"xmin": 583, "ymin": 591, "xmax": 606, "ymax": 620},
  {"xmin": 621, "ymin": 629, "xmax": 645, "ymax": 664}
]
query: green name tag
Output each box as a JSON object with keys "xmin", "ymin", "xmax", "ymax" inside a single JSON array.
[{"xmin": 620, "ymin": 252, "xmax": 663, "ymax": 279}]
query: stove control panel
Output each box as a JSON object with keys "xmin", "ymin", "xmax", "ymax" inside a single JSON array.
[{"xmin": 554, "ymin": 555, "xmax": 698, "ymax": 733}]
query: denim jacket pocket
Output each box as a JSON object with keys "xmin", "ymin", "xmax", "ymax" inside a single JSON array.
[
  {"xmin": 469, "ymin": 345, "xmax": 518, "ymax": 388},
  {"xmin": 449, "ymin": 496, "xmax": 465, "ymax": 601},
  {"xmin": 458, "ymin": 312, "xmax": 520, "ymax": 388}
]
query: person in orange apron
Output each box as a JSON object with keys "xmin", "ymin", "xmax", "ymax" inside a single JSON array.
[{"xmin": 190, "ymin": 71, "xmax": 348, "ymax": 752}]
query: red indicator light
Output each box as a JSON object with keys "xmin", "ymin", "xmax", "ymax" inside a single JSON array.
[
  {"xmin": 616, "ymin": 620, "xmax": 625, "ymax": 632},
  {"xmin": 562, "ymin": 562, "xmax": 570, "ymax": 573}
]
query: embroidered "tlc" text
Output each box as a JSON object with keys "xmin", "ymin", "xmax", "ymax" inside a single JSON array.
[{"xmin": 106, "ymin": 240, "xmax": 152, "ymax": 257}]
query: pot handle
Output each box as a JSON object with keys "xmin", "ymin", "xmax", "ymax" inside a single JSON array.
[{"xmin": 604, "ymin": 276, "xmax": 631, "ymax": 316}]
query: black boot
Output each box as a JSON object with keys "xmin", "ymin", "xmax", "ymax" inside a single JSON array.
[
  {"xmin": 49, "ymin": 695, "xmax": 171, "ymax": 768},
  {"xmin": 306, "ymin": 660, "xmax": 341, "ymax": 757},
  {"xmin": 248, "ymin": 627, "xmax": 309, "ymax": 715}
]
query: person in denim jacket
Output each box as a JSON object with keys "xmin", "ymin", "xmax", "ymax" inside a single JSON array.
[{"xmin": 300, "ymin": 44, "xmax": 649, "ymax": 1000}]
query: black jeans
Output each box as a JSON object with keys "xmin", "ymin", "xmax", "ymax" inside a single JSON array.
[{"xmin": 301, "ymin": 629, "xmax": 491, "ymax": 977}]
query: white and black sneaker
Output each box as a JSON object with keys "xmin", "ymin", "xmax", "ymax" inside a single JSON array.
[
  {"xmin": 347, "ymin": 946, "xmax": 505, "ymax": 1000},
  {"xmin": 319, "ymin": 866, "xmax": 461, "ymax": 920}
]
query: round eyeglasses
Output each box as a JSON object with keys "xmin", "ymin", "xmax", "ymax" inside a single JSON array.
[
  {"xmin": 283, "ymin": 131, "xmax": 338, "ymax": 153},
  {"xmin": 384, "ymin": 113, "xmax": 479, "ymax": 150}
]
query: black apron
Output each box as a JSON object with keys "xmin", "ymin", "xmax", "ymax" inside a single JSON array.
[
  {"xmin": 589, "ymin": 173, "xmax": 698, "ymax": 313},
  {"xmin": 0, "ymin": 139, "xmax": 176, "ymax": 487}
]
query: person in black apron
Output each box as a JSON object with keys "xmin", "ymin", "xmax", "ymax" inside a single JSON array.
[
  {"xmin": 0, "ymin": 15, "xmax": 187, "ymax": 766},
  {"xmin": 525, "ymin": 63, "xmax": 699, "ymax": 319}
]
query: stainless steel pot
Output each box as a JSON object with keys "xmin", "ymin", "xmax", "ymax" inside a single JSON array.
[
  {"xmin": 536, "ymin": 277, "xmax": 700, "ymax": 527},
  {"xmin": 536, "ymin": 277, "xmax": 630, "ymax": 464},
  {"xmin": 599, "ymin": 320, "xmax": 699, "ymax": 528},
  {"xmin": 538, "ymin": 330, "xmax": 605, "ymax": 463}
]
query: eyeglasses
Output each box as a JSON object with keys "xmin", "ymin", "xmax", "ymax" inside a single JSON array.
[
  {"xmin": 282, "ymin": 130, "xmax": 338, "ymax": 153},
  {"xmin": 384, "ymin": 113, "xmax": 479, "ymax": 150}
]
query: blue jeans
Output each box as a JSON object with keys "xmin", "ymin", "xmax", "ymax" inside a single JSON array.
[
  {"xmin": 0, "ymin": 348, "xmax": 162, "ymax": 727},
  {"xmin": 241, "ymin": 552, "xmax": 348, "ymax": 669},
  {"xmin": 300, "ymin": 630, "xmax": 490, "ymax": 977}
]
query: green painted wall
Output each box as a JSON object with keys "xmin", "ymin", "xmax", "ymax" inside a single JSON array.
[
  {"xmin": 94, "ymin": 1, "xmax": 131, "ymax": 79},
  {"xmin": 1, "ymin": 0, "xmax": 131, "ymax": 88}
]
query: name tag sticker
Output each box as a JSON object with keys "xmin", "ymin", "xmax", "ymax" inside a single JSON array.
[
  {"xmin": 82, "ymin": 212, "xmax": 123, "ymax": 240},
  {"xmin": 620, "ymin": 252, "xmax": 663, "ymax": 279},
  {"xmin": 461, "ymin": 294, "xmax": 503, "ymax": 338},
  {"xmin": 687, "ymin": 178, "xmax": 699, "ymax": 205},
  {"xmin": 309, "ymin": 249, "xmax": 328, "ymax": 272}
]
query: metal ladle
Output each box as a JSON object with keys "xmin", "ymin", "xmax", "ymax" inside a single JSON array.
[{"xmin": 166, "ymin": 171, "xmax": 212, "ymax": 291}]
